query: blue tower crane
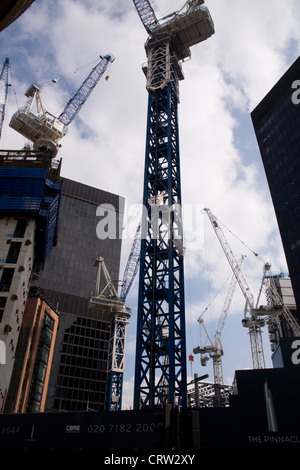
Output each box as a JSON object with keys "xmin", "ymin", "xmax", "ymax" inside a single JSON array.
[
  {"xmin": 9, "ymin": 54, "xmax": 114, "ymax": 156},
  {"xmin": 132, "ymin": 0, "xmax": 214, "ymax": 409},
  {"xmin": 0, "ymin": 58, "xmax": 10, "ymax": 141}
]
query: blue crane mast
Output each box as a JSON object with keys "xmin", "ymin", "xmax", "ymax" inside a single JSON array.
[
  {"xmin": 9, "ymin": 54, "xmax": 114, "ymax": 156},
  {"xmin": 0, "ymin": 58, "xmax": 10, "ymax": 141},
  {"xmin": 132, "ymin": 0, "xmax": 214, "ymax": 409}
]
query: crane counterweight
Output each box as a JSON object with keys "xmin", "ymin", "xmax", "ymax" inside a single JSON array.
[{"xmin": 152, "ymin": 2, "xmax": 214, "ymax": 61}]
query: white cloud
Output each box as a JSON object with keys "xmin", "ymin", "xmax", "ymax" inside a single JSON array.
[{"xmin": 1, "ymin": 0, "xmax": 299, "ymax": 393}]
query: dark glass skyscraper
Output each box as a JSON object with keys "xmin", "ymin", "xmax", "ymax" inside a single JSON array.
[
  {"xmin": 32, "ymin": 177, "xmax": 124, "ymax": 411},
  {"xmin": 251, "ymin": 56, "xmax": 300, "ymax": 319}
]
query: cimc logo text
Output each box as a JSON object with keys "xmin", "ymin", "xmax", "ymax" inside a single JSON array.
[{"xmin": 0, "ymin": 340, "xmax": 5, "ymax": 365}]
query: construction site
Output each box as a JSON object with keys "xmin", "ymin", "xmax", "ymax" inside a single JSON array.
[{"xmin": 0, "ymin": 0, "xmax": 300, "ymax": 454}]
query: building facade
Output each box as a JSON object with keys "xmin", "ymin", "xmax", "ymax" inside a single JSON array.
[
  {"xmin": 251, "ymin": 56, "xmax": 300, "ymax": 324},
  {"xmin": 0, "ymin": 149, "xmax": 62, "ymax": 411},
  {"xmin": 32, "ymin": 178, "xmax": 125, "ymax": 412},
  {"xmin": 4, "ymin": 287, "xmax": 59, "ymax": 413}
]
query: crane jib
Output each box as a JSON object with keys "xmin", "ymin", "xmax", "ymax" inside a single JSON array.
[
  {"xmin": 132, "ymin": 0, "xmax": 158, "ymax": 35},
  {"xmin": 58, "ymin": 54, "xmax": 114, "ymax": 126}
]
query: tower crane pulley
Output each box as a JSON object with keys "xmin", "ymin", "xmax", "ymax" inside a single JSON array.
[{"xmin": 9, "ymin": 54, "xmax": 115, "ymax": 157}]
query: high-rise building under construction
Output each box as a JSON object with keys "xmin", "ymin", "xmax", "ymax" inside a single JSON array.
[{"xmin": 0, "ymin": 148, "xmax": 62, "ymax": 412}]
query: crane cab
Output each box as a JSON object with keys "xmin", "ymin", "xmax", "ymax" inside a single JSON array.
[
  {"xmin": 9, "ymin": 109, "xmax": 68, "ymax": 155},
  {"xmin": 9, "ymin": 83, "xmax": 68, "ymax": 157},
  {"xmin": 153, "ymin": 1, "xmax": 215, "ymax": 60}
]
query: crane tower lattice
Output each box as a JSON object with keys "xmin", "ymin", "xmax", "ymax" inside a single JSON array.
[
  {"xmin": 133, "ymin": 0, "xmax": 214, "ymax": 409},
  {"xmin": 90, "ymin": 257, "xmax": 130, "ymax": 411}
]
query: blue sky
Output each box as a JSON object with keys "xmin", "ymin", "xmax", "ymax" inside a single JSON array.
[{"xmin": 1, "ymin": 0, "xmax": 300, "ymax": 409}]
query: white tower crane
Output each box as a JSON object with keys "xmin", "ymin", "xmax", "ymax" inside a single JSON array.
[
  {"xmin": 9, "ymin": 54, "xmax": 114, "ymax": 157},
  {"xmin": 204, "ymin": 208, "xmax": 300, "ymax": 369},
  {"xmin": 193, "ymin": 256, "xmax": 245, "ymax": 387},
  {"xmin": 89, "ymin": 257, "xmax": 130, "ymax": 411},
  {"xmin": 203, "ymin": 208, "xmax": 274, "ymax": 369}
]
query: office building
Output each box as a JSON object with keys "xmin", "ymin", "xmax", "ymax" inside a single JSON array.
[
  {"xmin": 32, "ymin": 177, "xmax": 125, "ymax": 412},
  {"xmin": 251, "ymin": 56, "xmax": 300, "ymax": 326},
  {"xmin": 4, "ymin": 287, "xmax": 59, "ymax": 413},
  {"xmin": 0, "ymin": 149, "xmax": 62, "ymax": 411}
]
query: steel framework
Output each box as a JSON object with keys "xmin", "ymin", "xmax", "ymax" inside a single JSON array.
[
  {"xmin": 90, "ymin": 257, "xmax": 130, "ymax": 411},
  {"xmin": 133, "ymin": 0, "xmax": 214, "ymax": 410},
  {"xmin": 194, "ymin": 256, "xmax": 244, "ymax": 390},
  {"xmin": 120, "ymin": 222, "xmax": 141, "ymax": 302},
  {"xmin": 134, "ymin": 77, "xmax": 187, "ymax": 409},
  {"xmin": 203, "ymin": 208, "xmax": 267, "ymax": 369}
]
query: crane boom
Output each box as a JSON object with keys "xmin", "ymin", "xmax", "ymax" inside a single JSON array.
[
  {"xmin": 214, "ymin": 256, "xmax": 244, "ymax": 347},
  {"xmin": 0, "ymin": 58, "xmax": 10, "ymax": 140},
  {"xmin": 203, "ymin": 208, "xmax": 254, "ymax": 309},
  {"xmin": 194, "ymin": 256, "xmax": 244, "ymax": 388},
  {"xmin": 120, "ymin": 222, "xmax": 141, "ymax": 302},
  {"xmin": 203, "ymin": 208, "xmax": 266, "ymax": 369},
  {"xmin": 58, "ymin": 54, "xmax": 115, "ymax": 126},
  {"xmin": 132, "ymin": 0, "xmax": 158, "ymax": 35}
]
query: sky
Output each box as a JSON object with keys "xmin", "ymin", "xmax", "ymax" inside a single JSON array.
[{"xmin": 1, "ymin": 0, "xmax": 300, "ymax": 409}]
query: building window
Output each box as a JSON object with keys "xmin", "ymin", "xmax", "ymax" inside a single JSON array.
[
  {"xmin": 0, "ymin": 297, "xmax": 7, "ymax": 322},
  {"xmin": 13, "ymin": 219, "xmax": 27, "ymax": 238},
  {"xmin": 0, "ymin": 268, "xmax": 14, "ymax": 292},
  {"xmin": 6, "ymin": 242, "xmax": 22, "ymax": 264},
  {"xmin": 26, "ymin": 312, "xmax": 55, "ymax": 412}
]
